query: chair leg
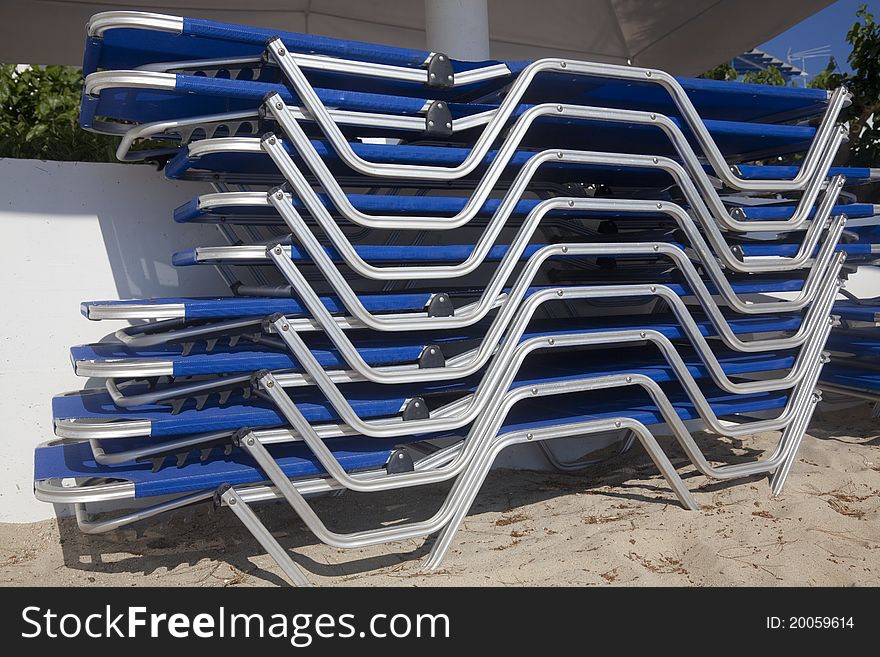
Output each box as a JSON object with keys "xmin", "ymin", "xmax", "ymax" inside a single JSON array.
[
  {"xmin": 422, "ymin": 419, "xmax": 698, "ymax": 572},
  {"xmin": 220, "ymin": 487, "xmax": 313, "ymax": 587},
  {"xmin": 770, "ymin": 392, "xmax": 821, "ymax": 497}
]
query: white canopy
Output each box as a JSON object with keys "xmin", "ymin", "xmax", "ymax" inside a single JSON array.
[{"xmin": 0, "ymin": 0, "xmax": 832, "ymax": 75}]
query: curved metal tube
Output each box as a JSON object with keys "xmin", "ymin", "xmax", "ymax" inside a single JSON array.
[
  {"xmin": 258, "ymin": 297, "xmax": 833, "ymax": 441},
  {"xmin": 257, "ymin": 151, "xmax": 845, "ymax": 278},
  {"xmin": 421, "ymin": 363, "xmax": 825, "ymax": 570},
  {"xmin": 266, "ymin": 40, "xmax": 849, "ymax": 192},
  {"xmin": 264, "ymin": 99, "xmax": 847, "ymax": 232},
  {"xmin": 264, "ymin": 236, "xmax": 844, "ymax": 339},
  {"xmin": 237, "ymin": 351, "xmax": 825, "ymax": 551},
  {"xmin": 260, "ymin": 198, "xmax": 846, "ymax": 319}
]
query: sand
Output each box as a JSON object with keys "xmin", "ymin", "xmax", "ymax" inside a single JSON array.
[{"xmin": 2, "ymin": 404, "xmax": 879, "ymax": 587}]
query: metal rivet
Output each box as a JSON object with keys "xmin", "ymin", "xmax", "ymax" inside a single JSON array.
[
  {"xmin": 228, "ymin": 497, "xmax": 236, "ymax": 505},
  {"xmin": 656, "ymin": 202, "xmax": 662, "ymax": 209},
  {"xmin": 646, "ymin": 71, "xmax": 652, "ymax": 77},
  {"xmin": 430, "ymin": 73, "xmax": 436, "ymax": 79},
  {"xmin": 278, "ymin": 48, "xmax": 285, "ymax": 56},
  {"xmin": 527, "ymin": 433, "xmax": 534, "ymax": 440},
  {"xmin": 650, "ymin": 286, "xmax": 656, "ymax": 292},
  {"xmin": 414, "ymin": 401, "xmax": 420, "ymax": 407},
  {"xmin": 266, "ymin": 380, "xmax": 274, "ymax": 388},
  {"xmin": 615, "ymin": 421, "xmax": 622, "ymax": 428},
  {"xmin": 275, "ymin": 191, "xmax": 284, "ymax": 199},
  {"xmin": 531, "ymin": 387, "xmax": 538, "ymax": 395},
  {"xmin": 626, "ymin": 376, "xmax": 632, "ymax": 383},
  {"xmin": 398, "ymin": 453, "xmax": 405, "ymax": 459},
  {"xmin": 281, "ymin": 324, "xmax": 289, "ymax": 331},
  {"xmin": 268, "ymin": 136, "xmax": 277, "ymax": 145},
  {"xmin": 556, "ymin": 290, "xmax": 564, "ymax": 297},
  {"xmin": 275, "ymin": 102, "xmax": 283, "ymax": 110},
  {"xmin": 653, "ymin": 244, "xmax": 659, "ymax": 251},
  {"xmin": 652, "ymin": 157, "xmax": 658, "ymax": 164},
  {"xmin": 438, "ymin": 56, "xmax": 445, "ymax": 61},
  {"xmin": 548, "ymin": 338, "xmax": 555, "ymax": 345},
  {"xmin": 639, "ymin": 331, "xmax": 646, "ymax": 338},
  {"xmin": 429, "ymin": 348, "xmax": 436, "ymax": 354},
  {"xmin": 445, "ymin": 122, "xmax": 452, "ymax": 129},
  {"xmin": 447, "ymin": 75, "xmax": 453, "ymax": 81},
  {"xmin": 560, "ymin": 61, "xmax": 567, "ymax": 68},
  {"xmin": 568, "ymin": 200, "xmax": 575, "ymax": 207},
  {"xmin": 428, "ymin": 120, "xmax": 435, "ymax": 127},
  {"xmin": 246, "ymin": 437, "xmax": 255, "ymax": 446},
  {"xmin": 650, "ymin": 113, "xmax": 656, "ymax": 120},
  {"xmin": 561, "ymin": 246, "xmax": 568, "ymax": 253},
  {"xmin": 556, "ymin": 104, "xmax": 563, "ymax": 112},
  {"xmin": 274, "ymin": 247, "xmax": 282, "ymax": 254},
  {"xmin": 557, "ymin": 151, "xmax": 564, "ymax": 158}
]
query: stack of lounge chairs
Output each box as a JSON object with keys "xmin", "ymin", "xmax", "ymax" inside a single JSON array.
[
  {"xmin": 34, "ymin": 10, "xmax": 875, "ymax": 585},
  {"xmin": 821, "ymin": 220, "xmax": 880, "ymax": 406}
]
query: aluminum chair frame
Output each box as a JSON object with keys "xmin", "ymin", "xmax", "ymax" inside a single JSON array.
[
  {"xmin": 261, "ymin": 235, "xmax": 843, "ymax": 342},
  {"xmin": 262, "ymin": 99, "xmax": 847, "ymax": 232},
  {"xmin": 236, "ymin": 192, "xmax": 847, "ymax": 307},
  {"xmin": 58, "ymin": 265, "xmax": 838, "ymax": 447},
  {"xmin": 91, "ymin": 248, "xmax": 843, "ymax": 415},
  {"xmin": 35, "ymin": 351, "xmax": 826, "ymax": 586},
  {"xmin": 224, "ymin": 350, "xmax": 828, "ymax": 584},
  {"xmin": 245, "ymin": 153, "xmax": 848, "ymax": 278},
  {"xmin": 265, "ymin": 38, "xmax": 850, "ymax": 193},
  {"xmin": 87, "ymin": 11, "xmax": 512, "ymax": 88}
]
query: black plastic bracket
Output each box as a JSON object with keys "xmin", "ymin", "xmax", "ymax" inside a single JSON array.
[
  {"xmin": 230, "ymin": 428, "xmax": 252, "ymax": 448},
  {"xmin": 417, "ymin": 344, "xmax": 446, "ymax": 369},
  {"xmin": 213, "ymin": 483, "xmax": 233, "ymax": 510},
  {"xmin": 730, "ymin": 244, "xmax": 745, "ymax": 262},
  {"xmin": 425, "ymin": 52, "xmax": 454, "ymax": 88},
  {"xmin": 425, "ymin": 100, "xmax": 453, "ymax": 137},
  {"xmin": 426, "ymin": 292, "xmax": 454, "ymax": 317},
  {"xmin": 249, "ymin": 369, "xmax": 273, "ymax": 393},
  {"xmin": 261, "ymin": 312, "xmax": 287, "ymax": 333},
  {"xmin": 401, "ymin": 397, "xmax": 429, "ymax": 421},
  {"xmin": 145, "ymin": 154, "xmax": 173, "ymax": 171},
  {"xmin": 386, "ymin": 448, "xmax": 415, "ymax": 474}
]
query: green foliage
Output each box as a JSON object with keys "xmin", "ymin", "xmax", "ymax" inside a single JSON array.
[
  {"xmin": 844, "ymin": 4, "xmax": 880, "ymax": 166},
  {"xmin": 742, "ymin": 66, "xmax": 786, "ymax": 86},
  {"xmin": 698, "ymin": 62, "xmax": 738, "ymax": 81},
  {"xmin": 0, "ymin": 64, "xmax": 117, "ymax": 162},
  {"xmin": 804, "ymin": 5, "xmax": 879, "ymax": 166},
  {"xmin": 807, "ymin": 56, "xmax": 841, "ymax": 90}
]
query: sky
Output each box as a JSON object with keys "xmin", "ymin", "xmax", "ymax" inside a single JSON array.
[{"xmin": 759, "ymin": 0, "xmax": 874, "ymax": 81}]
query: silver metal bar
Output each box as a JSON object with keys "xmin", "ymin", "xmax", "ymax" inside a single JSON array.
[
  {"xmin": 769, "ymin": 391, "xmax": 823, "ymax": 496},
  {"xmin": 267, "ymin": 38, "xmax": 850, "ymax": 192},
  {"xmin": 88, "ymin": 254, "xmax": 841, "ymax": 429},
  {"xmin": 222, "ymin": 487, "xmax": 313, "ymax": 587},
  {"xmin": 257, "ymin": 308, "xmax": 832, "ymax": 451},
  {"xmin": 254, "ymin": 194, "xmax": 846, "ymax": 319},
  {"xmin": 265, "ymin": 97, "xmax": 846, "ymax": 232},
  {"xmin": 263, "ymin": 236, "xmax": 844, "ymax": 343},
  {"xmin": 88, "ymin": 11, "xmax": 183, "ymax": 36},
  {"xmin": 256, "ymin": 145, "xmax": 847, "ymax": 271}
]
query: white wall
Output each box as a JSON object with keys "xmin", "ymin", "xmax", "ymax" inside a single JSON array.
[{"xmin": 0, "ymin": 158, "xmax": 223, "ymax": 522}]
